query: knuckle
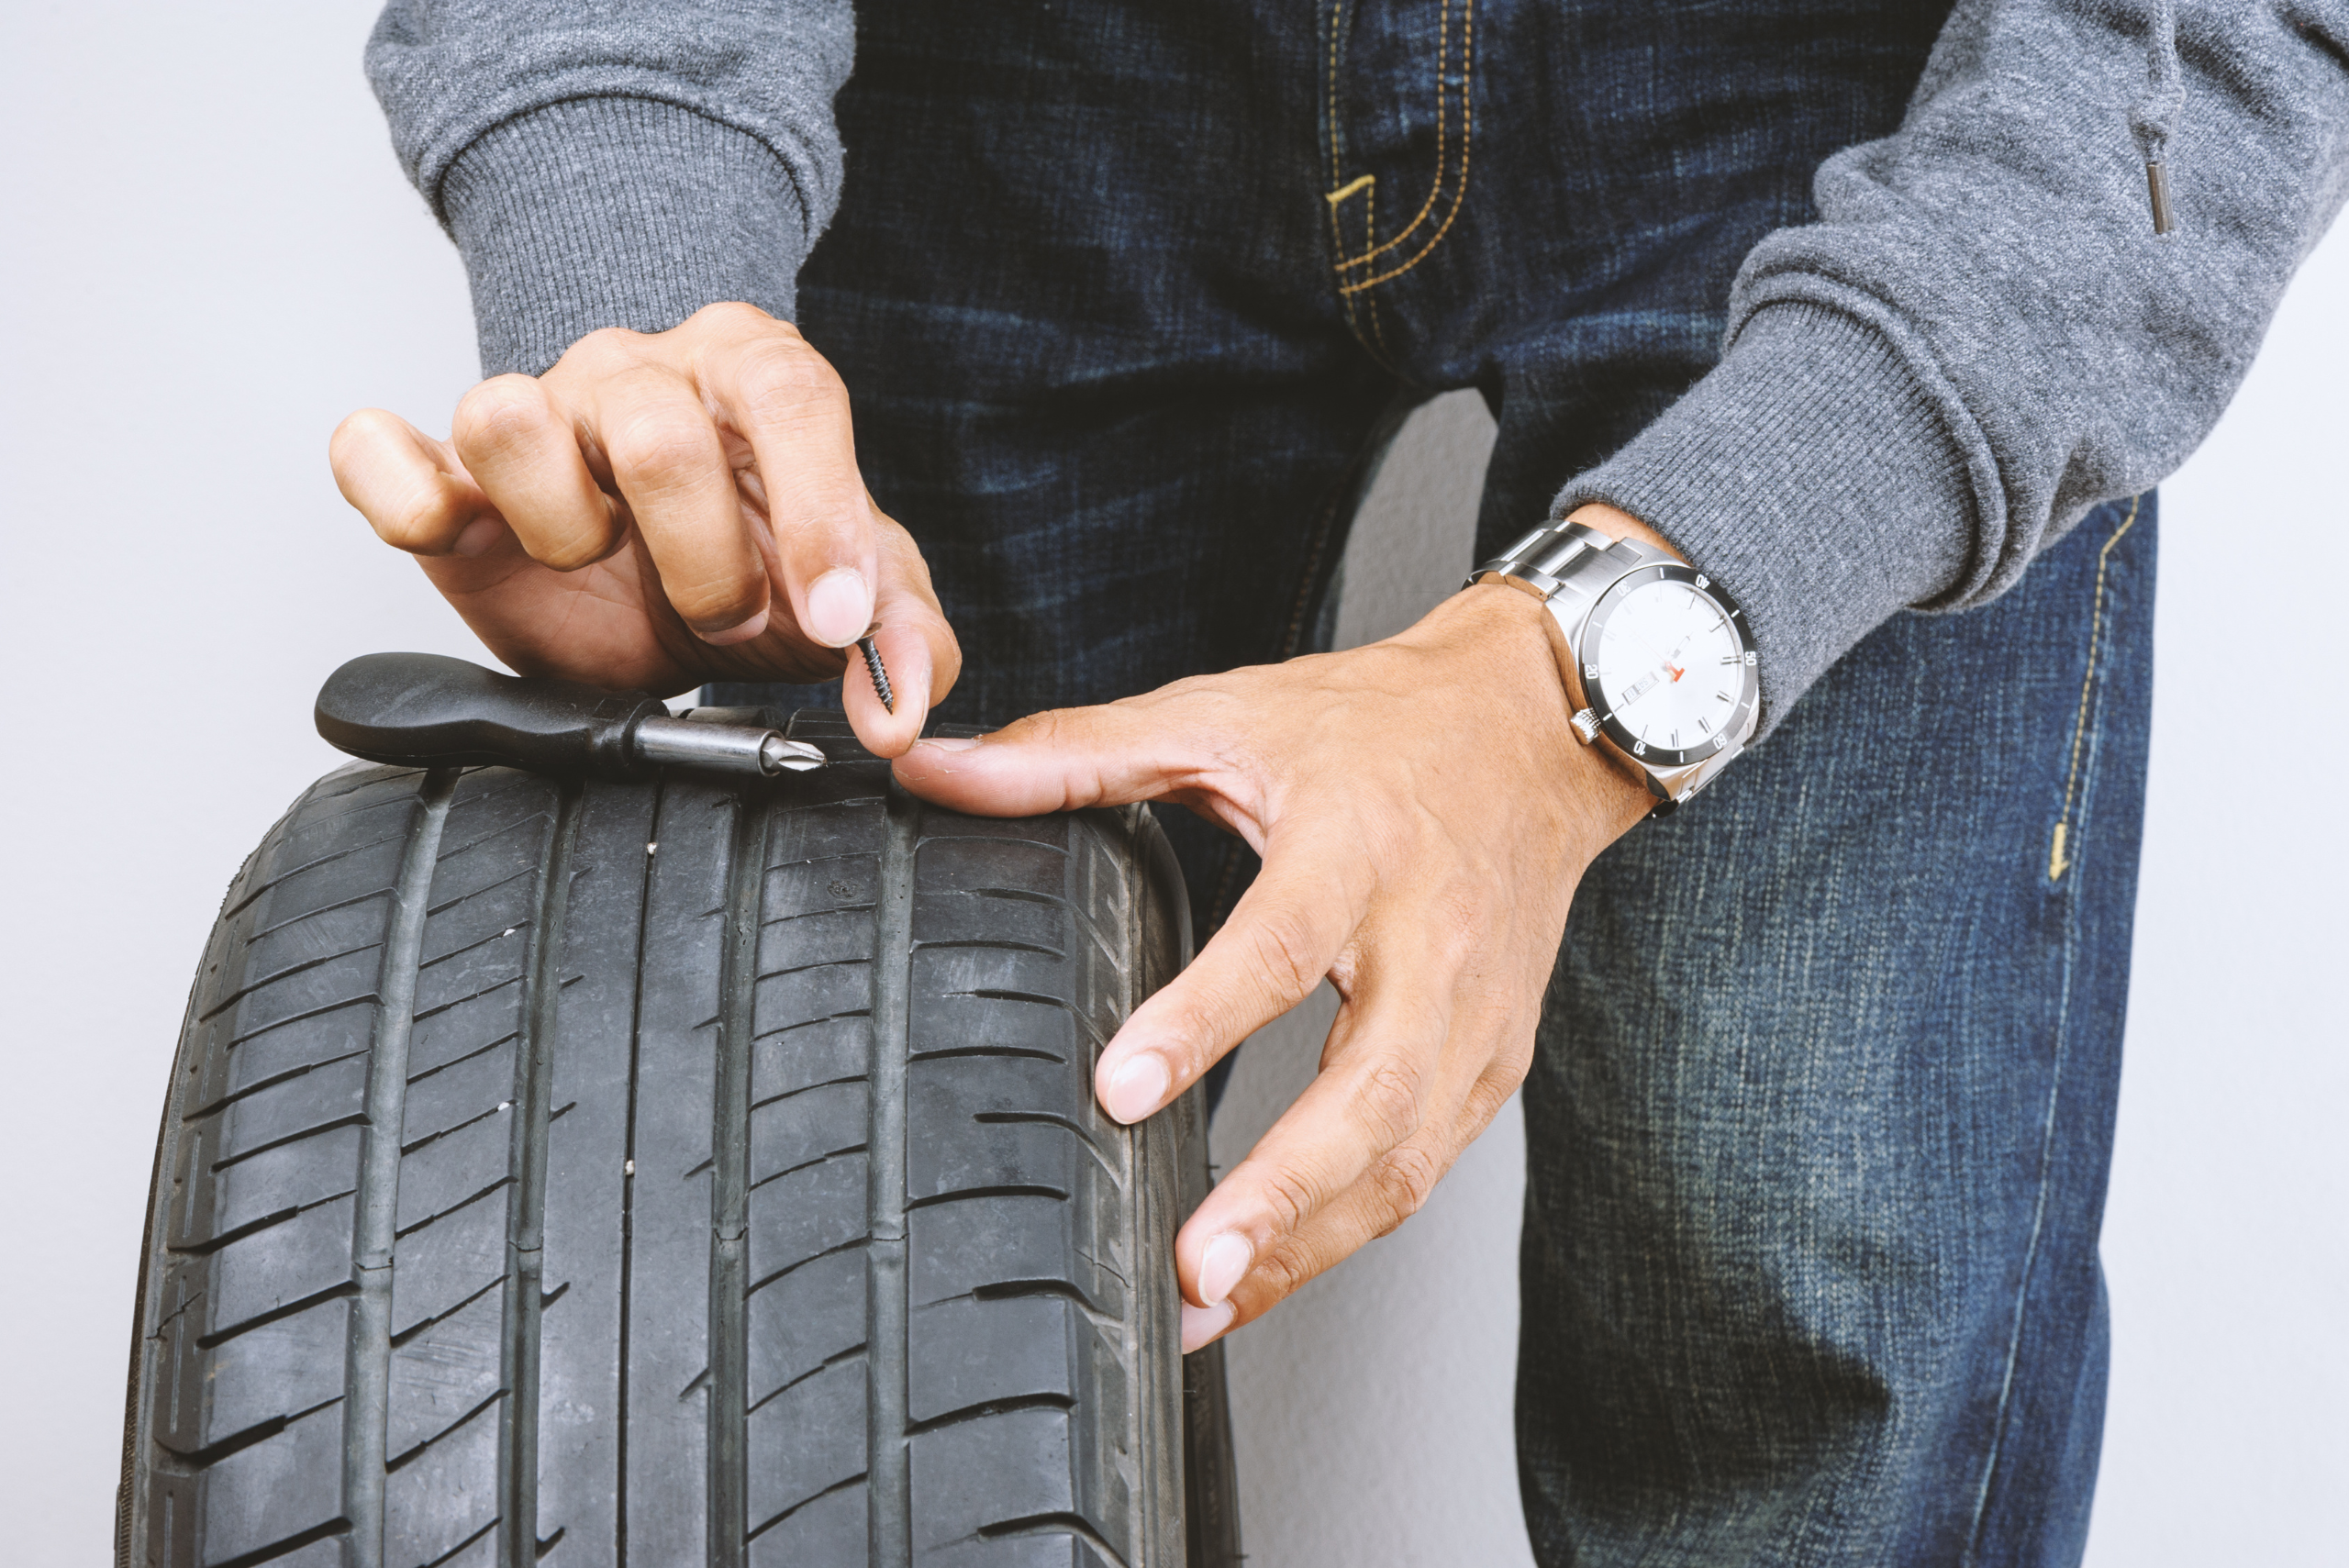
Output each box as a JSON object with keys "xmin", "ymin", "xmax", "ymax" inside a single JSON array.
[
  {"xmin": 564, "ymin": 326, "xmax": 640, "ymax": 370},
  {"xmin": 738, "ymin": 348, "xmax": 848, "ymax": 430},
  {"xmin": 688, "ymin": 299, "xmax": 773, "ymax": 333},
  {"xmin": 1370, "ymin": 1141, "xmax": 1443, "ymax": 1230},
  {"xmin": 1254, "ymin": 1163, "xmax": 1320, "ymax": 1240},
  {"xmin": 1247, "ymin": 1242, "xmax": 1315, "ymax": 1302},
  {"xmin": 604, "ymin": 409, "xmax": 719, "ymax": 494},
  {"xmin": 451, "ymin": 375, "xmax": 550, "ymax": 452},
  {"xmin": 1354, "ymin": 1059, "xmax": 1426, "ymax": 1148},
  {"xmin": 374, "ymin": 492, "xmax": 462, "ymax": 553},
  {"xmin": 1242, "ymin": 906, "xmax": 1326, "ymax": 1004}
]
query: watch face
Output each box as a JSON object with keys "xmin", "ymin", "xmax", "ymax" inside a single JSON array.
[{"xmin": 1578, "ymin": 564, "xmax": 1759, "ymax": 768}]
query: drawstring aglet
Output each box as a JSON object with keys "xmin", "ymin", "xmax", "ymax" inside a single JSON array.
[{"xmin": 2145, "ymin": 161, "xmax": 2178, "ymax": 236}]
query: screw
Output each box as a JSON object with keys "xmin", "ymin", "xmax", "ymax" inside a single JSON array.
[{"xmin": 857, "ymin": 635, "xmax": 895, "ymax": 713}]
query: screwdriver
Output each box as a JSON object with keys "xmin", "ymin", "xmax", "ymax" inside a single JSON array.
[{"xmin": 315, "ymin": 651, "xmax": 830, "ymax": 780}]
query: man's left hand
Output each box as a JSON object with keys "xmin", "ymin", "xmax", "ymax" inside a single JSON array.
[{"xmin": 893, "ymin": 570, "xmax": 1656, "ymax": 1351}]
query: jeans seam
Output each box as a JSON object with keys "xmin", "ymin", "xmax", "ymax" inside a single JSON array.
[
  {"xmin": 2046, "ymin": 495, "xmax": 2143, "ymax": 883},
  {"xmin": 1330, "ymin": 0, "xmax": 1475, "ymax": 284},
  {"xmin": 1963, "ymin": 504, "xmax": 2136, "ymax": 1561},
  {"xmin": 1334, "ymin": 0, "xmax": 1475, "ymax": 293}
]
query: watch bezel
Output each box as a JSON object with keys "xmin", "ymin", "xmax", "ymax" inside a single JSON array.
[{"xmin": 1571, "ymin": 563, "xmax": 1759, "ymax": 769}]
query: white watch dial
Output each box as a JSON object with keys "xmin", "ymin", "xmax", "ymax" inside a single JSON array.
[{"xmin": 1591, "ymin": 577, "xmax": 1747, "ymax": 752}]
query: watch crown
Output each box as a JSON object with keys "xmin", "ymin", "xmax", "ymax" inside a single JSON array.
[{"xmin": 1570, "ymin": 707, "xmax": 1602, "ymax": 744}]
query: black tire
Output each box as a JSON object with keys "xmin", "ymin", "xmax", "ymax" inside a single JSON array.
[{"xmin": 118, "ymin": 710, "xmax": 1240, "ymax": 1568}]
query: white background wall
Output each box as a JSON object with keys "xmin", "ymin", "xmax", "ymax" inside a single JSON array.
[{"xmin": 3, "ymin": 6, "xmax": 2341, "ymax": 1562}]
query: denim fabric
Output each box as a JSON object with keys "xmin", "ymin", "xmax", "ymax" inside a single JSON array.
[
  {"xmin": 1522, "ymin": 496, "xmax": 2152, "ymax": 1564},
  {"xmin": 712, "ymin": 6, "xmax": 2154, "ymax": 1562}
]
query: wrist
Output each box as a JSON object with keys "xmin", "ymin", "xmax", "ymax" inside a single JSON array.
[{"xmin": 1564, "ymin": 501, "xmax": 1684, "ymax": 566}]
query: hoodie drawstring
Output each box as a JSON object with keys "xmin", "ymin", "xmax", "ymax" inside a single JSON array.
[{"xmin": 2130, "ymin": 0, "xmax": 2183, "ymax": 234}]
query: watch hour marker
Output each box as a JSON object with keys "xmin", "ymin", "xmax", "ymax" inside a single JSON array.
[
  {"xmin": 1715, "ymin": 690, "xmax": 1731, "ymax": 703},
  {"xmin": 1698, "ymin": 717, "xmax": 1710, "ymax": 734}
]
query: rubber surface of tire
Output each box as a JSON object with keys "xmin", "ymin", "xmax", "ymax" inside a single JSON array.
[{"xmin": 118, "ymin": 711, "xmax": 1237, "ymax": 1568}]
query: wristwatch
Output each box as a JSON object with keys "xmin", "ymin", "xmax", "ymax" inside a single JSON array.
[{"xmin": 1466, "ymin": 519, "xmax": 1759, "ymax": 814}]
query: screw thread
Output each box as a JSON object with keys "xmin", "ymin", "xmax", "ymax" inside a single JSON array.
[{"xmin": 857, "ymin": 636, "xmax": 895, "ymax": 712}]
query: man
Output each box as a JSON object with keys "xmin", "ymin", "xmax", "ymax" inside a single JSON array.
[{"xmin": 331, "ymin": 1, "xmax": 2348, "ymax": 1559}]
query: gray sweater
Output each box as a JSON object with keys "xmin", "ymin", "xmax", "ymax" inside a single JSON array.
[{"xmin": 368, "ymin": 1, "xmax": 2349, "ymax": 732}]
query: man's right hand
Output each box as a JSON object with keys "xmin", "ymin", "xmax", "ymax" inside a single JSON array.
[{"xmin": 329, "ymin": 303, "xmax": 959, "ymax": 757}]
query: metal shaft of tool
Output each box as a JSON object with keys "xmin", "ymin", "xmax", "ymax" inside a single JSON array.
[
  {"xmin": 857, "ymin": 635, "xmax": 895, "ymax": 712},
  {"xmin": 630, "ymin": 714, "xmax": 827, "ymax": 775}
]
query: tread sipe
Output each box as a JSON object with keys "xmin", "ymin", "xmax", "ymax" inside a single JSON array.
[{"xmin": 119, "ymin": 712, "xmax": 1239, "ymax": 1568}]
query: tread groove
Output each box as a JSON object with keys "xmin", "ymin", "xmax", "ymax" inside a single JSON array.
[
  {"xmin": 904, "ymin": 1393, "xmax": 1076, "ymax": 1438},
  {"xmin": 153, "ymin": 1396, "xmax": 342, "ymax": 1470},
  {"xmin": 388, "ymin": 1274, "xmax": 506, "ymax": 1349},
  {"xmin": 616, "ymin": 775, "xmax": 667, "ymax": 1564},
  {"xmin": 867, "ymin": 787, "xmax": 919, "ymax": 1568},
  {"xmin": 195, "ymin": 1281, "xmax": 361, "ymax": 1351},
  {"xmin": 978, "ymin": 1511, "xmax": 1133, "ymax": 1568},
  {"xmin": 708, "ymin": 788, "xmax": 766, "ymax": 1568},
  {"xmin": 341, "ymin": 767, "xmax": 460, "ymax": 1568},
  {"xmin": 208, "ymin": 1518, "xmax": 355, "ymax": 1568},
  {"xmin": 747, "ymin": 1235, "xmax": 870, "ymax": 1297},
  {"xmin": 502, "ymin": 780, "xmax": 579, "ymax": 1568},
  {"xmin": 166, "ymin": 1191, "xmax": 354, "ymax": 1258},
  {"xmin": 746, "ymin": 1345, "xmax": 868, "ymax": 1416},
  {"xmin": 180, "ymin": 1049, "xmax": 372, "ymax": 1125},
  {"xmin": 747, "ymin": 1472, "xmax": 868, "ymax": 1543},
  {"xmin": 972, "ymin": 1111, "xmax": 1123, "ymax": 1182},
  {"xmin": 420, "ymin": 1518, "xmax": 499, "ymax": 1568},
  {"xmin": 904, "ymin": 1184, "xmax": 1070, "ymax": 1212},
  {"xmin": 385, "ymin": 1389, "xmax": 505, "ymax": 1473}
]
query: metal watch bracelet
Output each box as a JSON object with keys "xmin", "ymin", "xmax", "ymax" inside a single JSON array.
[{"xmin": 1465, "ymin": 519, "xmax": 1758, "ymax": 812}]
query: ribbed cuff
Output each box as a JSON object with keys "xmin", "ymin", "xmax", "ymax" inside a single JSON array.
[
  {"xmin": 1552, "ymin": 303, "xmax": 1974, "ymax": 739},
  {"xmin": 440, "ymin": 98, "xmax": 815, "ymax": 377}
]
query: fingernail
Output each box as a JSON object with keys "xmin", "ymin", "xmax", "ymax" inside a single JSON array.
[
  {"xmin": 1181, "ymin": 1300, "xmax": 1236, "ymax": 1354},
  {"xmin": 1197, "ymin": 1232, "xmax": 1252, "ymax": 1307},
  {"xmin": 698, "ymin": 606, "xmax": 769, "ymax": 646},
  {"xmin": 452, "ymin": 517, "xmax": 507, "ymax": 557},
  {"xmin": 1102, "ymin": 1052, "xmax": 1170, "ymax": 1125},
  {"xmin": 805, "ymin": 568, "xmax": 873, "ymax": 647},
  {"xmin": 914, "ymin": 736, "xmax": 980, "ymax": 752}
]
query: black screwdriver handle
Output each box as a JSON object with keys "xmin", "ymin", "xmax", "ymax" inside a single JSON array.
[{"xmin": 315, "ymin": 652, "xmax": 667, "ymax": 778}]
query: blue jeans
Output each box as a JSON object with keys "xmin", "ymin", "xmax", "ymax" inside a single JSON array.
[{"xmin": 716, "ymin": 3, "xmax": 2154, "ymax": 1561}]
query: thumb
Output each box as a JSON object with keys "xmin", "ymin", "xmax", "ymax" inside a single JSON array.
[{"xmin": 890, "ymin": 699, "xmax": 1220, "ymax": 818}]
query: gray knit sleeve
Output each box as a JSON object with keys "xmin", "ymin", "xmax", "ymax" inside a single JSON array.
[
  {"xmin": 366, "ymin": 1, "xmax": 854, "ymax": 376},
  {"xmin": 1556, "ymin": 1, "xmax": 2349, "ymax": 735}
]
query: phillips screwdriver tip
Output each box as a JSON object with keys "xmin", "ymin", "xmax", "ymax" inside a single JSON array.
[{"xmin": 857, "ymin": 635, "xmax": 895, "ymax": 713}]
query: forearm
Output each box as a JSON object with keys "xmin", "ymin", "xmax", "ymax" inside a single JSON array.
[
  {"xmin": 366, "ymin": 0, "xmax": 854, "ymax": 375},
  {"xmin": 1559, "ymin": 0, "xmax": 2349, "ymax": 733}
]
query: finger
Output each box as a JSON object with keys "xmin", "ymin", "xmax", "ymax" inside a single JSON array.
[
  {"xmin": 837, "ymin": 515, "xmax": 962, "ymax": 758},
  {"xmin": 888, "ymin": 696, "xmax": 1219, "ymax": 818},
  {"xmin": 449, "ymin": 374, "xmax": 625, "ymax": 572},
  {"xmin": 328, "ymin": 408, "xmax": 502, "ymax": 556},
  {"xmin": 689, "ymin": 308, "xmax": 878, "ymax": 648},
  {"xmin": 577, "ymin": 363, "xmax": 770, "ymax": 641},
  {"xmin": 1182, "ymin": 1118, "xmax": 1471, "ymax": 1352},
  {"xmin": 1089, "ymin": 826, "xmax": 1372, "ymax": 1126},
  {"xmin": 1166, "ymin": 976, "xmax": 1457, "ymax": 1310}
]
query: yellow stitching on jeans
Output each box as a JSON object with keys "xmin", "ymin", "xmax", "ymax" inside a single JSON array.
[
  {"xmin": 1338, "ymin": 0, "xmax": 1475, "ymax": 293},
  {"xmin": 1328, "ymin": 0, "xmax": 1346, "ymax": 190},
  {"xmin": 2047, "ymin": 495, "xmax": 2142, "ymax": 882},
  {"xmin": 1334, "ymin": 0, "xmax": 1456, "ymax": 272},
  {"xmin": 1326, "ymin": 173, "xmax": 1376, "ymax": 206},
  {"xmin": 1362, "ymin": 184, "xmax": 1394, "ymax": 358},
  {"xmin": 1327, "ymin": 176, "xmax": 1400, "ymax": 367}
]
